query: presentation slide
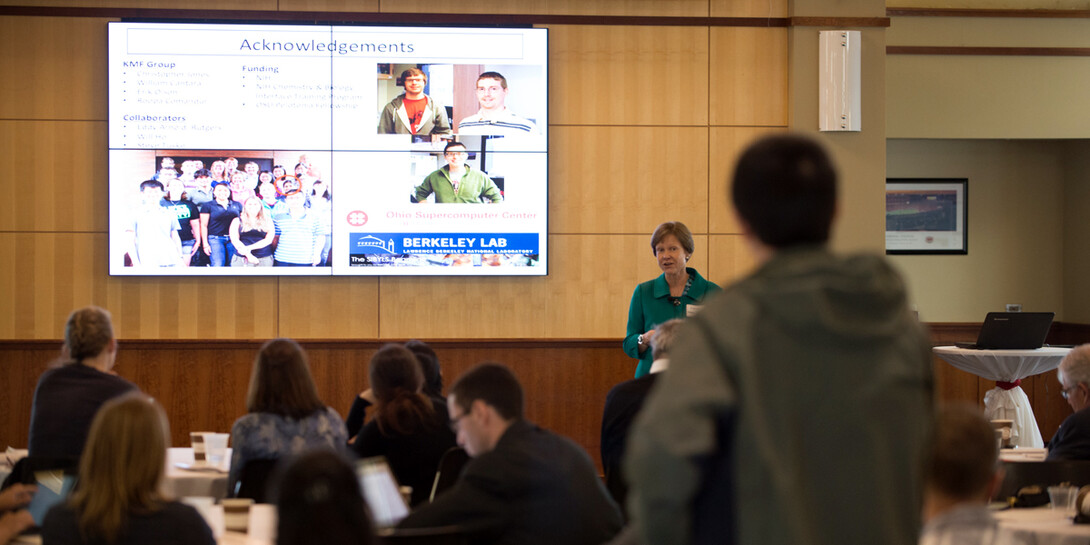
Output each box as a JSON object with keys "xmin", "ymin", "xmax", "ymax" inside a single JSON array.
[{"xmin": 107, "ymin": 22, "xmax": 548, "ymax": 276}]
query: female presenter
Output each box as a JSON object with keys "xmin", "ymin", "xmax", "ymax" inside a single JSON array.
[{"xmin": 623, "ymin": 222, "xmax": 721, "ymax": 378}]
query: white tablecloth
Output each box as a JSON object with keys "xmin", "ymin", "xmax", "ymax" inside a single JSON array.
[
  {"xmin": 164, "ymin": 447, "xmax": 231, "ymax": 499},
  {"xmin": 933, "ymin": 346, "xmax": 1071, "ymax": 448},
  {"xmin": 995, "ymin": 507, "xmax": 1090, "ymax": 545}
]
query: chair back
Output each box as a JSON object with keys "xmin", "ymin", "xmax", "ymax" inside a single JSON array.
[
  {"xmin": 428, "ymin": 447, "xmax": 469, "ymax": 502},
  {"xmin": 995, "ymin": 460, "xmax": 1090, "ymax": 500},
  {"xmin": 234, "ymin": 458, "xmax": 279, "ymax": 503}
]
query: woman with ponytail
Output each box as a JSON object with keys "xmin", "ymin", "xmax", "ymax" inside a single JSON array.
[
  {"xmin": 351, "ymin": 344, "xmax": 456, "ymax": 506},
  {"xmin": 28, "ymin": 306, "xmax": 138, "ymax": 460}
]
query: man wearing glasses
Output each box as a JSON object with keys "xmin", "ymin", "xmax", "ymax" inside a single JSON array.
[
  {"xmin": 1047, "ymin": 344, "xmax": 1090, "ymax": 460},
  {"xmin": 398, "ymin": 363, "xmax": 623, "ymax": 545},
  {"xmin": 413, "ymin": 141, "xmax": 503, "ymax": 204},
  {"xmin": 377, "ymin": 67, "xmax": 452, "ymax": 137}
]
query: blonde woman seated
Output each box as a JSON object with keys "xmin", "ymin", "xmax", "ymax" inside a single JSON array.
[
  {"xmin": 229, "ymin": 196, "xmax": 275, "ymax": 267},
  {"xmin": 41, "ymin": 394, "xmax": 214, "ymax": 545},
  {"xmin": 228, "ymin": 339, "xmax": 348, "ymax": 495}
]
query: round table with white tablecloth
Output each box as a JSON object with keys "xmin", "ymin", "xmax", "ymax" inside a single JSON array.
[
  {"xmin": 933, "ymin": 346, "xmax": 1072, "ymax": 448},
  {"xmin": 994, "ymin": 506, "xmax": 1090, "ymax": 545}
]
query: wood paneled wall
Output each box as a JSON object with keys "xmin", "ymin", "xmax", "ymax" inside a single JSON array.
[
  {"xmin": 0, "ymin": 4, "xmax": 790, "ymax": 341},
  {"xmin": 0, "ymin": 339, "xmax": 636, "ymax": 469}
]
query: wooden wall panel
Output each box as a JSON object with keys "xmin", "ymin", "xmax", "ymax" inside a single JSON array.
[
  {"xmin": 277, "ymin": 0, "xmax": 378, "ymax": 11},
  {"xmin": 549, "ymin": 126, "xmax": 709, "ymax": 234},
  {"xmin": 376, "ymin": 0, "xmax": 709, "ymax": 17},
  {"xmin": 707, "ymin": 234, "xmax": 758, "ymax": 286},
  {"xmin": 707, "ymin": 126, "xmax": 786, "ymax": 233},
  {"xmin": 0, "ymin": 121, "xmax": 107, "ymax": 232},
  {"xmin": 710, "ymin": 0, "xmax": 789, "ymax": 18},
  {"xmin": 543, "ymin": 234, "xmax": 709, "ymax": 338},
  {"xmin": 709, "ymin": 27, "xmax": 789, "ymax": 126},
  {"xmin": 0, "ymin": 340, "xmax": 634, "ymax": 468},
  {"xmin": 0, "ymin": 233, "xmax": 289, "ymax": 339},
  {"xmin": 378, "ymin": 275, "xmax": 550, "ymax": 339},
  {"xmin": 278, "ymin": 277, "xmax": 380, "ymax": 339},
  {"xmin": 548, "ymin": 25, "xmax": 710, "ymax": 126},
  {"xmin": 6, "ymin": 0, "xmax": 275, "ymax": 8},
  {"xmin": 0, "ymin": 233, "xmax": 109, "ymax": 339},
  {"xmin": 0, "ymin": 16, "xmax": 108, "ymax": 120}
]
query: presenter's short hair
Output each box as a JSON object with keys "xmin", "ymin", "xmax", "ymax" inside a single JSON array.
[
  {"xmin": 444, "ymin": 141, "xmax": 467, "ymax": 153},
  {"xmin": 476, "ymin": 71, "xmax": 507, "ymax": 89},
  {"xmin": 450, "ymin": 363, "xmax": 523, "ymax": 421},
  {"xmin": 731, "ymin": 134, "xmax": 837, "ymax": 248},
  {"xmin": 926, "ymin": 403, "xmax": 998, "ymax": 500},
  {"xmin": 650, "ymin": 222, "xmax": 694, "ymax": 256}
]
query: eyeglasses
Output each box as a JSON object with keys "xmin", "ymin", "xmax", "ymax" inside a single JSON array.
[{"xmin": 1062, "ymin": 384, "xmax": 1080, "ymax": 400}]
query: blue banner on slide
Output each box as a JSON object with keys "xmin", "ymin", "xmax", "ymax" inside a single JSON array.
[{"xmin": 349, "ymin": 233, "xmax": 538, "ymax": 255}]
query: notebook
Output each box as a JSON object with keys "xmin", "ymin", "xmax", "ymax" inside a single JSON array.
[
  {"xmin": 26, "ymin": 471, "xmax": 77, "ymax": 528},
  {"xmin": 355, "ymin": 457, "xmax": 410, "ymax": 529},
  {"xmin": 955, "ymin": 312, "xmax": 1055, "ymax": 350}
]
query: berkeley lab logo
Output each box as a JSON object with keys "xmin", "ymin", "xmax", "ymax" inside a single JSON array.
[{"xmin": 352, "ymin": 234, "xmax": 396, "ymax": 254}]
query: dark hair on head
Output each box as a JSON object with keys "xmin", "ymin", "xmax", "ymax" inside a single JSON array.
[
  {"xmin": 405, "ymin": 340, "xmax": 443, "ymax": 398},
  {"xmin": 64, "ymin": 306, "xmax": 114, "ymax": 363},
  {"xmin": 476, "ymin": 71, "xmax": 507, "ymax": 89},
  {"xmin": 927, "ymin": 403, "xmax": 998, "ymax": 500},
  {"xmin": 401, "ymin": 67, "xmax": 426, "ymax": 82},
  {"xmin": 650, "ymin": 221, "xmax": 695, "ymax": 257},
  {"xmin": 139, "ymin": 179, "xmax": 164, "ymax": 192},
  {"xmin": 275, "ymin": 450, "xmax": 374, "ymax": 545},
  {"xmin": 246, "ymin": 338, "xmax": 326, "ymax": 419},
  {"xmin": 369, "ymin": 344, "xmax": 435, "ymax": 436},
  {"xmin": 443, "ymin": 141, "xmax": 466, "ymax": 153},
  {"xmin": 731, "ymin": 133, "xmax": 837, "ymax": 248},
  {"xmin": 311, "ymin": 180, "xmax": 331, "ymax": 200},
  {"xmin": 194, "ymin": 168, "xmax": 212, "ymax": 178},
  {"xmin": 449, "ymin": 363, "xmax": 523, "ymax": 421}
]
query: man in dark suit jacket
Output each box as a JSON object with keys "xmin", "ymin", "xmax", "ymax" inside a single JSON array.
[
  {"xmin": 398, "ymin": 363, "xmax": 623, "ymax": 545},
  {"xmin": 600, "ymin": 318, "xmax": 684, "ymax": 517}
]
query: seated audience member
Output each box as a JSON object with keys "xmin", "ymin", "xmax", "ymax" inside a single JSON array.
[
  {"xmin": 41, "ymin": 394, "xmax": 214, "ymax": 545},
  {"xmin": 28, "ymin": 306, "xmax": 138, "ymax": 460},
  {"xmin": 275, "ymin": 450, "xmax": 374, "ymax": 545},
  {"xmin": 351, "ymin": 345, "xmax": 456, "ymax": 506},
  {"xmin": 920, "ymin": 404, "xmax": 1024, "ymax": 545},
  {"xmin": 1048, "ymin": 344, "xmax": 1090, "ymax": 460},
  {"xmin": 601, "ymin": 318, "xmax": 684, "ymax": 516},
  {"xmin": 0, "ymin": 484, "xmax": 36, "ymax": 544},
  {"xmin": 346, "ymin": 340, "xmax": 444, "ymax": 440},
  {"xmin": 228, "ymin": 339, "xmax": 348, "ymax": 495},
  {"xmin": 398, "ymin": 363, "xmax": 623, "ymax": 545},
  {"xmin": 406, "ymin": 339, "xmax": 444, "ymax": 402}
]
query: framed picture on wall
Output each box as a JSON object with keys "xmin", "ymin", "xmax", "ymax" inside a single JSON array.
[{"xmin": 885, "ymin": 178, "xmax": 968, "ymax": 255}]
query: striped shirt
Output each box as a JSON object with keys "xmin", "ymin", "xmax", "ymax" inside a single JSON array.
[
  {"xmin": 273, "ymin": 209, "xmax": 321, "ymax": 265},
  {"xmin": 457, "ymin": 108, "xmax": 538, "ymax": 135}
]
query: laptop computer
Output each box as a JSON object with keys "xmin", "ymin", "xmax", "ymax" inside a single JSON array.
[
  {"xmin": 955, "ymin": 312, "xmax": 1055, "ymax": 350},
  {"xmin": 355, "ymin": 457, "xmax": 410, "ymax": 529}
]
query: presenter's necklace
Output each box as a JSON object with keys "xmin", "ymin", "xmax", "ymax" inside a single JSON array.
[{"xmin": 668, "ymin": 273, "xmax": 693, "ymax": 307}]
